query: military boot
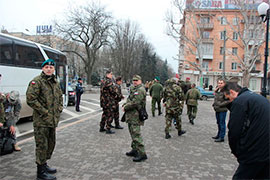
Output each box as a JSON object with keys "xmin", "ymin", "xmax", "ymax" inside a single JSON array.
[
  {"xmin": 133, "ymin": 154, "xmax": 148, "ymax": 162},
  {"xmin": 37, "ymin": 164, "xmax": 56, "ymax": 180},
  {"xmin": 115, "ymin": 125, "xmax": 124, "ymax": 129},
  {"xmin": 165, "ymin": 133, "xmax": 171, "ymax": 139},
  {"xmin": 126, "ymin": 149, "xmax": 138, "ymax": 157},
  {"xmin": 44, "ymin": 163, "xmax": 57, "ymax": 174},
  {"xmin": 178, "ymin": 130, "xmax": 186, "ymax": 136},
  {"xmin": 106, "ymin": 129, "xmax": 115, "ymax": 134},
  {"xmin": 99, "ymin": 128, "xmax": 106, "ymax": 132}
]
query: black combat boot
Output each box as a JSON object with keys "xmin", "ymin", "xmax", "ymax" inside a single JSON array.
[
  {"xmin": 99, "ymin": 128, "xmax": 106, "ymax": 132},
  {"xmin": 37, "ymin": 164, "xmax": 56, "ymax": 180},
  {"xmin": 115, "ymin": 125, "xmax": 124, "ymax": 129},
  {"xmin": 106, "ymin": 129, "xmax": 115, "ymax": 134},
  {"xmin": 212, "ymin": 135, "xmax": 219, "ymax": 139},
  {"xmin": 44, "ymin": 163, "xmax": 57, "ymax": 174},
  {"xmin": 178, "ymin": 130, "xmax": 186, "ymax": 136},
  {"xmin": 126, "ymin": 149, "xmax": 138, "ymax": 157},
  {"xmin": 109, "ymin": 124, "xmax": 115, "ymax": 128},
  {"xmin": 133, "ymin": 154, "xmax": 148, "ymax": 162},
  {"xmin": 165, "ymin": 133, "xmax": 171, "ymax": 139}
]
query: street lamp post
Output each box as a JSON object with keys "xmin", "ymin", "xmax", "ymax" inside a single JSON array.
[{"xmin": 258, "ymin": 2, "xmax": 270, "ymax": 97}]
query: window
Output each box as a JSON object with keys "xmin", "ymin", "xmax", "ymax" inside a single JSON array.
[
  {"xmin": 250, "ymin": 79, "xmax": 257, "ymax": 90},
  {"xmin": 221, "ymin": 17, "xmax": 227, "ymax": 25},
  {"xmin": 220, "ymin": 47, "xmax": 225, "ymax": 55},
  {"xmin": 233, "ymin": 18, "xmax": 239, "ymax": 25},
  {"xmin": 202, "ymin": 43, "xmax": 213, "ymax": 55},
  {"xmin": 232, "ymin": 47, "xmax": 238, "ymax": 55},
  {"xmin": 232, "ymin": 62, "xmax": 237, "ymax": 70},
  {"xmin": 219, "ymin": 62, "xmax": 224, "ymax": 70},
  {"xmin": 233, "ymin": 32, "xmax": 238, "ymax": 40},
  {"xmin": 202, "ymin": 31, "xmax": 210, "ymax": 39},
  {"xmin": 202, "ymin": 61, "xmax": 209, "ymax": 70},
  {"xmin": 0, "ymin": 36, "xmax": 13, "ymax": 65},
  {"xmin": 220, "ymin": 31, "xmax": 226, "ymax": 40},
  {"xmin": 201, "ymin": 17, "xmax": 210, "ymax": 24},
  {"xmin": 14, "ymin": 40, "xmax": 44, "ymax": 68}
]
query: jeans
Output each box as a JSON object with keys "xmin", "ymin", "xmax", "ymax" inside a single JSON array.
[{"xmin": 215, "ymin": 111, "xmax": 227, "ymax": 139}]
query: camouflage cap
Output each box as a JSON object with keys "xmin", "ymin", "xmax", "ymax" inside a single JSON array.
[
  {"xmin": 132, "ymin": 75, "xmax": 142, "ymax": 81},
  {"xmin": 9, "ymin": 90, "xmax": 19, "ymax": 101},
  {"xmin": 41, "ymin": 59, "xmax": 55, "ymax": 67}
]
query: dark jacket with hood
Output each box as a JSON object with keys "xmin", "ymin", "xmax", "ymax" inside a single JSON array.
[{"xmin": 227, "ymin": 87, "xmax": 270, "ymax": 164}]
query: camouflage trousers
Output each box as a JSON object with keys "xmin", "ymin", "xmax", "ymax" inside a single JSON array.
[
  {"xmin": 100, "ymin": 108, "xmax": 113, "ymax": 130},
  {"xmin": 151, "ymin": 97, "xmax": 161, "ymax": 116},
  {"xmin": 187, "ymin": 105, "xmax": 198, "ymax": 120},
  {"xmin": 34, "ymin": 127, "xmax": 56, "ymax": 165},
  {"xmin": 112, "ymin": 104, "xmax": 120, "ymax": 126},
  {"xmin": 165, "ymin": 113, "xmax": 182, "ymax": 133},
  {"xmin": 128, "ymin": 123, "xmax": 145, "ymax": 155}
]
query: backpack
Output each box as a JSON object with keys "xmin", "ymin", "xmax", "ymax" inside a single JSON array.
[{"xmin": 0, "ymin": 127, "xmax": 14, "ymax": 155}]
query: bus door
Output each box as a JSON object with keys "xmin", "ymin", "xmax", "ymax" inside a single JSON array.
[{"xmin": 56, "ymin": 63, "xmax": 68, "ymax": 107}]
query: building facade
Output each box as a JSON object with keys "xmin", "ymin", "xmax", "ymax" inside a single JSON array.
[{"xmin": 179, "ymin": 0, "xmax": 270, "ymax": 93}]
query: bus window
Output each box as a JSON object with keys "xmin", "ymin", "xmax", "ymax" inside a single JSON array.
[
  {"xmin": 0, "ymin": 36, "xmax": 13, "ymax": 65},
  {"xmin": 14, "ymin": 40, "xmax": 44, "ymax": 68},
  {"xmin": 57, "ymin": 64, "xmax": 66, "ymax": 94}
]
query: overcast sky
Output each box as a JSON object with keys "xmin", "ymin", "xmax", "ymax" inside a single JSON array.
[{"xmin": 0, "ymin": 0, "xmax": 179, "ymax": 72}]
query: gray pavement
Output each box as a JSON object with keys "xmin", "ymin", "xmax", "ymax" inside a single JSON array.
[{"xmin": 0, "ymin": 93, "xmax": 238, "ymax": 180}]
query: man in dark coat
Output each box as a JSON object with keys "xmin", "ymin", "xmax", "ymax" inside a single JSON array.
[
  {"xmin": 222, "ymin": 82, "xmax": 269, "ymax": 179},
  {"xmin": 75, "ymin": 78, "xmax": 83, "ymax": 112}
]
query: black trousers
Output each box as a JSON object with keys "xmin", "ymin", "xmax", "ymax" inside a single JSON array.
[
  {"xmin": 233, "ymin": 162, "xmax": 269, "ymax": 180},
  {"xmin": 76, "ymin": 93, "xmax": 81, "ymax": 111}
]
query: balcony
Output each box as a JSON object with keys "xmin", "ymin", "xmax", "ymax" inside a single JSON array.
[
  {"xmin": 202, "ymin": 38, "xmax": 214, "ymax": 43},
  {"xmin": 198, "ymin": 23, "xmax": 214, "ymax": 30}
]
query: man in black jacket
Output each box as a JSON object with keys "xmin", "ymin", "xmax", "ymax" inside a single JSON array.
[{"xmin": 222, "ymin": 82, "xmax": 269, "ymax": 179}]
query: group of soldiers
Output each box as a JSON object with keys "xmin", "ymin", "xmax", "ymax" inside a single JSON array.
[
  {"xmin": 148, "ymin": 76, "xmax": 201, "ymax": 139},
  {"xmin": 99, "ymin": 72, "xmax": 202, "ymax": 163}
]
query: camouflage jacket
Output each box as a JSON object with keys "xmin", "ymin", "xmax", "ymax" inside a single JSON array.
[
  {"xmin": 114, "ymin": 84, "xmax": 124, "ymax": 103},
  {"xmin": 100, "ymin": 77, "xmax": 117, "ymax": 109},
  {"xmin": 0, "ymin": 93, "xmax": 5, "ymax": 124},
  {"xmin": 186, "ymin": 87, "xmax": 201, "ymax": 106},
  {"xmin": 163, "ymin": 78, "xmax": 184, "ymax": 114},
  {"xmin": 123, "ymin": 84, "xmax": 146, "ymax": 125},
  {"xmin": 149, "ymin": 82, "xmax": 163, "ymax": 100},
  {"xmin": 3, "ymin": 93, "xmax": 22, "ymax": 127},
  {"xmin": 26, "ymin": 72, "xmax": 63, "ymax": 128}
]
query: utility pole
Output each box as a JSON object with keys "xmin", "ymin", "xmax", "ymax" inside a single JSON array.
[{"xmin": 222, "ymin": 29, "xmax": 227, "ymax": 79}]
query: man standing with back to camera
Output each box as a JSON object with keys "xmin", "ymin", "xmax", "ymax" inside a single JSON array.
[
  {"xmin": 222, "ymin": 82, "xmax": 269, "ymax": 179},
  {"xmin": 27, "ymin": 59, "xmax": 63, "ymax": 180},
  {"xmin": 100, "ymin": 70, "xmax": 118, "ymax": 134}
]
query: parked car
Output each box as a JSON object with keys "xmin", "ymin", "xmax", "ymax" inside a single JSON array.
[
  {"xmin": 68, "ymin": 86, "xmax": 76, "ymax": 106},
  {"xmin": 197, "ymin": 87, "xmax": 215, "ymax": 101}
]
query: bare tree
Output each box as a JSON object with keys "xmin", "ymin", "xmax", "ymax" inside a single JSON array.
[
  {"xmin": 166, "ymin": 0, "xmax": 214, "ymax": 85},
  {"xmin": 109, "ymin": 20, "xmax": 144, "ymax": 81},
  {"xmin": 223, "ymin": 0, "xmax": 265, "ymax": 87},
  {"xmin": 55, "ymin": 2, "xmax": 113, "ymax": 84}
]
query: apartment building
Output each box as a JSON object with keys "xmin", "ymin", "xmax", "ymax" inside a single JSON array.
[{"xmin": 179, "ymin": 0, "xmax": 270, "ymax": 92}]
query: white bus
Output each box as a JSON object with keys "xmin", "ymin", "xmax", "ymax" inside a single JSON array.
[{"xmin": 0, "ymin": 33, "xmax": 68, "ymax": 119}]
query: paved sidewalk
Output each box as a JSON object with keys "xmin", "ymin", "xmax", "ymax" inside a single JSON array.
[{"xmin": 0, "ymin": 97, "xmax": 238, "ymax": 180}]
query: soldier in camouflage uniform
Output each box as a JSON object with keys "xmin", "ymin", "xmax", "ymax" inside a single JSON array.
[
  {"xmin": 26, "ymin": 59, "xmax": 63, "ymax": 180},
  {"xmin": 186, "ymin": 83, "xmax": 201, "ymax": 125},
  {"xmin": 3, "ymin": 90, "xmax": 22, "ymax": 151},
  {"xmin": 100, "ymin": 70, "xmax": 118, "ymax": 134},
  {"xmin": 149, "ymin": 76, "xmax": 163, "ymax": 117},
  {"xmin": 112, "ymin": 76, "xmax": 124, "ymax": 129},
  {"xmin": 163, "ymin": 78, "xmax": 186, "ymax": 139},
  {"xmin": 0, "ymin": 94, "xmax": 5, "ymax": 127},
  {"xmin": 123, "ymin": 75, "xmax": 147, "ymax": 162},
  {"xmin": 0, "ymin": 74, "xmax": 5, "ymax": 126}
]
